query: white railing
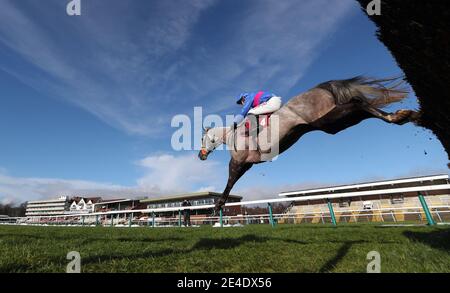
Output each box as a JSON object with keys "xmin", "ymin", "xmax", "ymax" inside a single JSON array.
[
  {"xmin": 5, "ymin": 205, "xmax": 449, "ymax": 227},
  {"xmin": 2, "ymin": 184, "xmax": 448, "ymax": 227}
]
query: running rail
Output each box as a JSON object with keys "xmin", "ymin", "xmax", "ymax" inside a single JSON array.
[{"xmin": 28, "ymin": 183, "xmax": 450, "ymax": 218}]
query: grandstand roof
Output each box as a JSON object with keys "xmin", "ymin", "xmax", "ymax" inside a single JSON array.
[
  {"xmin": 70, "ymin": 196, "xmax": 102, "ymax": 204},
  {"xmin": 27, "ymin": 197, "xmax": 68, "ymax": 204},
  {"xmin": 95, "ymin": 199, "xmax": 132, "ymax": 205},
  {"xmin": 140, "ymin": 192, "xmax": 242, "ymax": 203},
  {"xmin": 279, "ymin": 174, "xmax": 449, "ymax": 197}
]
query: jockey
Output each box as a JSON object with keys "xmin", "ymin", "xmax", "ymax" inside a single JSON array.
[{"xmin": 233, "ymin": 91, "xmax": 282, "ymax": 129}]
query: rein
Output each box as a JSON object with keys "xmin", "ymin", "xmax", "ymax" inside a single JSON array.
[{"xmin": 202, "ymin": 127, "xmax": 236, "ymax": 153}]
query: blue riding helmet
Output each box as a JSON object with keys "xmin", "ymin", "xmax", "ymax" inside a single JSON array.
[{"xmin": 235, "ymin": 93, "xmax": 248, "ymax": 104}]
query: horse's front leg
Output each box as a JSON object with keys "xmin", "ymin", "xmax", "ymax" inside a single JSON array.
[{"xmin": 214, "ymin": 159, "xmax": 253, "ymax": 212}]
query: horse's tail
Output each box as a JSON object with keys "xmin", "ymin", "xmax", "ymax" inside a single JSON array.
[{"xmin": 316, "ymin": 76, "xmax": 409, "ymax": 108}]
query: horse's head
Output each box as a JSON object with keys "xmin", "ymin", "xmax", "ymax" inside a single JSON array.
[{"xmin": 199, "ymin": 127, "xmax": 221, "ymax": 161}]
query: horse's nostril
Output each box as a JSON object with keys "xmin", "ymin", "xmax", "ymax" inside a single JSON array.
[{"xmin": 198, "ymin": 153, "xmax": 206, "ymax": 160}]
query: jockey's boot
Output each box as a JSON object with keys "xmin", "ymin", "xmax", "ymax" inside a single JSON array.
[
  {"xmin": 247, "ymin": 114, "xmax": 261, "ymax": 152},
  {"xmin": 245, "ymin": 114, "xmax": 261, "ymax": 137}
]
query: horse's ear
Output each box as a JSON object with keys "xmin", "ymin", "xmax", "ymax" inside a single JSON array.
[{"xmin": 203, "ymin": 126, "xmax": 211, "ymax": 133}]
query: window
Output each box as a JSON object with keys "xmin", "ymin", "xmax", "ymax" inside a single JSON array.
[
  {"xmin": 390, "ymin": 194, "xmax": 404, "ymax": 204},
  {"xmin": 363, "ymin": 201, "xmax": 373, "ymax": 210},
  {"xmin": 339, "ymin": 198, "xmax": 351, "ymax": 208}
]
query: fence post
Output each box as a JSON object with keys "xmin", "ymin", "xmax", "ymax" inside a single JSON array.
[
  {"xmin": 110, "ymin": 215, "xmax": 114, "ymax": 227},
  {"xmin": 81, "ymin": 216, "xmax": 85, "ymax": 226},
  {"xmin": 327, "ymin": 199, "xmax": 337, "ymax": 226},
  {"xmin": 95, "ymin": 215, "xmax": 99, "ymax": 226},
  {"xmin": 219, "ymin": 209, "xmax": 223, "ymax": 227},
  {"xmin": 268, "ymin": 203, "xmax": 275, "ymax": 228},
  {"xmin": 178, "ymin": 210, "xmax": 182, "ymax": 227},
  {"xmin": 435, "ymin": 210, "xmax": 442, "ymax": 222},
  {"xmin": 152, "ymin": 213, "xmax": 156, "ymax": 227},
  {"xmin": 418, "ymin": 192, "xmax": 436, "ymax": 226},
  {"xmin": 128, "ymin": 213, "xmax": 132, "ymax": 227}
]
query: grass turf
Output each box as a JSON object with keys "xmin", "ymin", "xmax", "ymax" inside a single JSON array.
[{"xmin": 0, "ymin": 224, "xmax": 449, "ymax": 273}]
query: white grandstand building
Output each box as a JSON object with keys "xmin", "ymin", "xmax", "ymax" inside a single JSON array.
[
  {"xmin": 278, "ymin": 174, "xmax": 450, "ymax": 224},
  {"xmin": 25, "ymin": 196, "xmax": 70, "ymax": 217},
  {"xmin": 67, "ymin": 198, "xmax": 95, "ymax": 214}
]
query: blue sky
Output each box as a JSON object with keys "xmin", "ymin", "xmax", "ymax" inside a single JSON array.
[{"xmin": 0, "ymin": 0, "xmax": 448, "ymax": 204}]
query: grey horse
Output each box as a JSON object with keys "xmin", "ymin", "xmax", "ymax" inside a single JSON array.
[{"xmin": 199, "ymin": 76, "xmax": 420, "ymax": 212}]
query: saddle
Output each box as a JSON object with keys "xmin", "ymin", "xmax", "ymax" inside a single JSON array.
[{"xmin": 244, "ymin": 114, "xmax": 271, "ymax": 137}]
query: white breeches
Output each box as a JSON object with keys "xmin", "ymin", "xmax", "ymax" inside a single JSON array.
[{"xmin": 248, "ymin": 96, "xmax": 282, "ymax": 115}]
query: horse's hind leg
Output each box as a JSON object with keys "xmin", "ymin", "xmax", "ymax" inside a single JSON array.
[{"xmin": 363, "ymin": 106, "xmax": 420, "ymax": 125}]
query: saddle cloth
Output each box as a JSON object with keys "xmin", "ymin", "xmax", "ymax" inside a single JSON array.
[{"xmin": 244, "ymin": 114, "xmax": 271, "ymax": 133}]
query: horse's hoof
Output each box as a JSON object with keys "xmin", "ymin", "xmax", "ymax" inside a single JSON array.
[
  {"xmin": 394, "ymin": 110, "xmax": 418, "ymax": 125},
  {"xmin": 408, "ymin": 110, "xmax": 422, "ymax": 123}
]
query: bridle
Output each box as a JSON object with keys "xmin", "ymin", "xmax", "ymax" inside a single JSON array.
[
  {"xmin": 201, "ymin": 128, "xmax": 216, "ymax": 155},
  {"xmin": 201, "ymin": 127, "xmax": 235, "ymax": 155}
]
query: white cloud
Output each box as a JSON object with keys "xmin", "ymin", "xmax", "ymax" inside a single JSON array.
[
  {"xmin": 141, "ymin": 0, "xmax": 218, "ymax": 57},
  {"xmin": 0, "ymin": 0, "xmax": 217, "ymax": 136},
  {"xmin": 0, "ymin": 173, "xmax": 124, "ymax": 205},
  {"xmin": 187, "ymin": 0, "xmax": 356, "ymax": 114},
  {"xmin": 0, "ymin": 153, "xmax": 224, "ymax": 205},
  {"xmin": 195, "ymin": 186, "xmax": 217, "ymax": 193},
  {"xmin": 136, "ymin": 153, "xmax": 223, "ymax": 193},
  {"xmin": 0, "ymin": 0, "xmax": 354, "ymax": 136}
]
